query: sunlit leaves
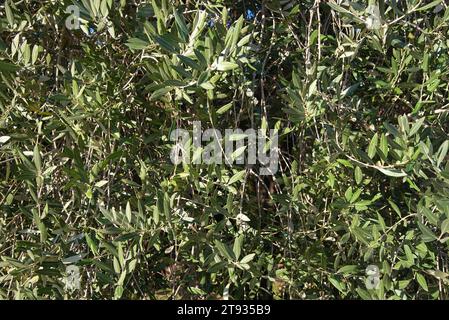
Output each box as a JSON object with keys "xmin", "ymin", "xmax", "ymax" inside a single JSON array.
[{"xmin": 0, "ymin": 0, "xmax": 448, "ymax": 301}]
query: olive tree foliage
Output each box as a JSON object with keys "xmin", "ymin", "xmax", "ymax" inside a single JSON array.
[{"xmin": 0, "ymin": 0, "xmax": 449, "ymax": 299}]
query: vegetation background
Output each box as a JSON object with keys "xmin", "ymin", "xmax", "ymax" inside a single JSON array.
[{"xmin": 1, "ymin": 0, "xmax": 449, "ymax": 300}]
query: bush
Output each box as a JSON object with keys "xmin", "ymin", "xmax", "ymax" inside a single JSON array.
[{"xmin": 0, "ymin": 0, "xmax": 449, "ymax": 299}]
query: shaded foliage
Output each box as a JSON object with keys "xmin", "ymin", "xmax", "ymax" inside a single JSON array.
[{"xmin": 0, "ymin": 0, "xmax": 449, "ymax": 299}]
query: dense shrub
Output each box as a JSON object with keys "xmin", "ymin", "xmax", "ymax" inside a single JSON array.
[{"xmin": 0, "ymin": 0, "xmax": 449, "ymax": 299}]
